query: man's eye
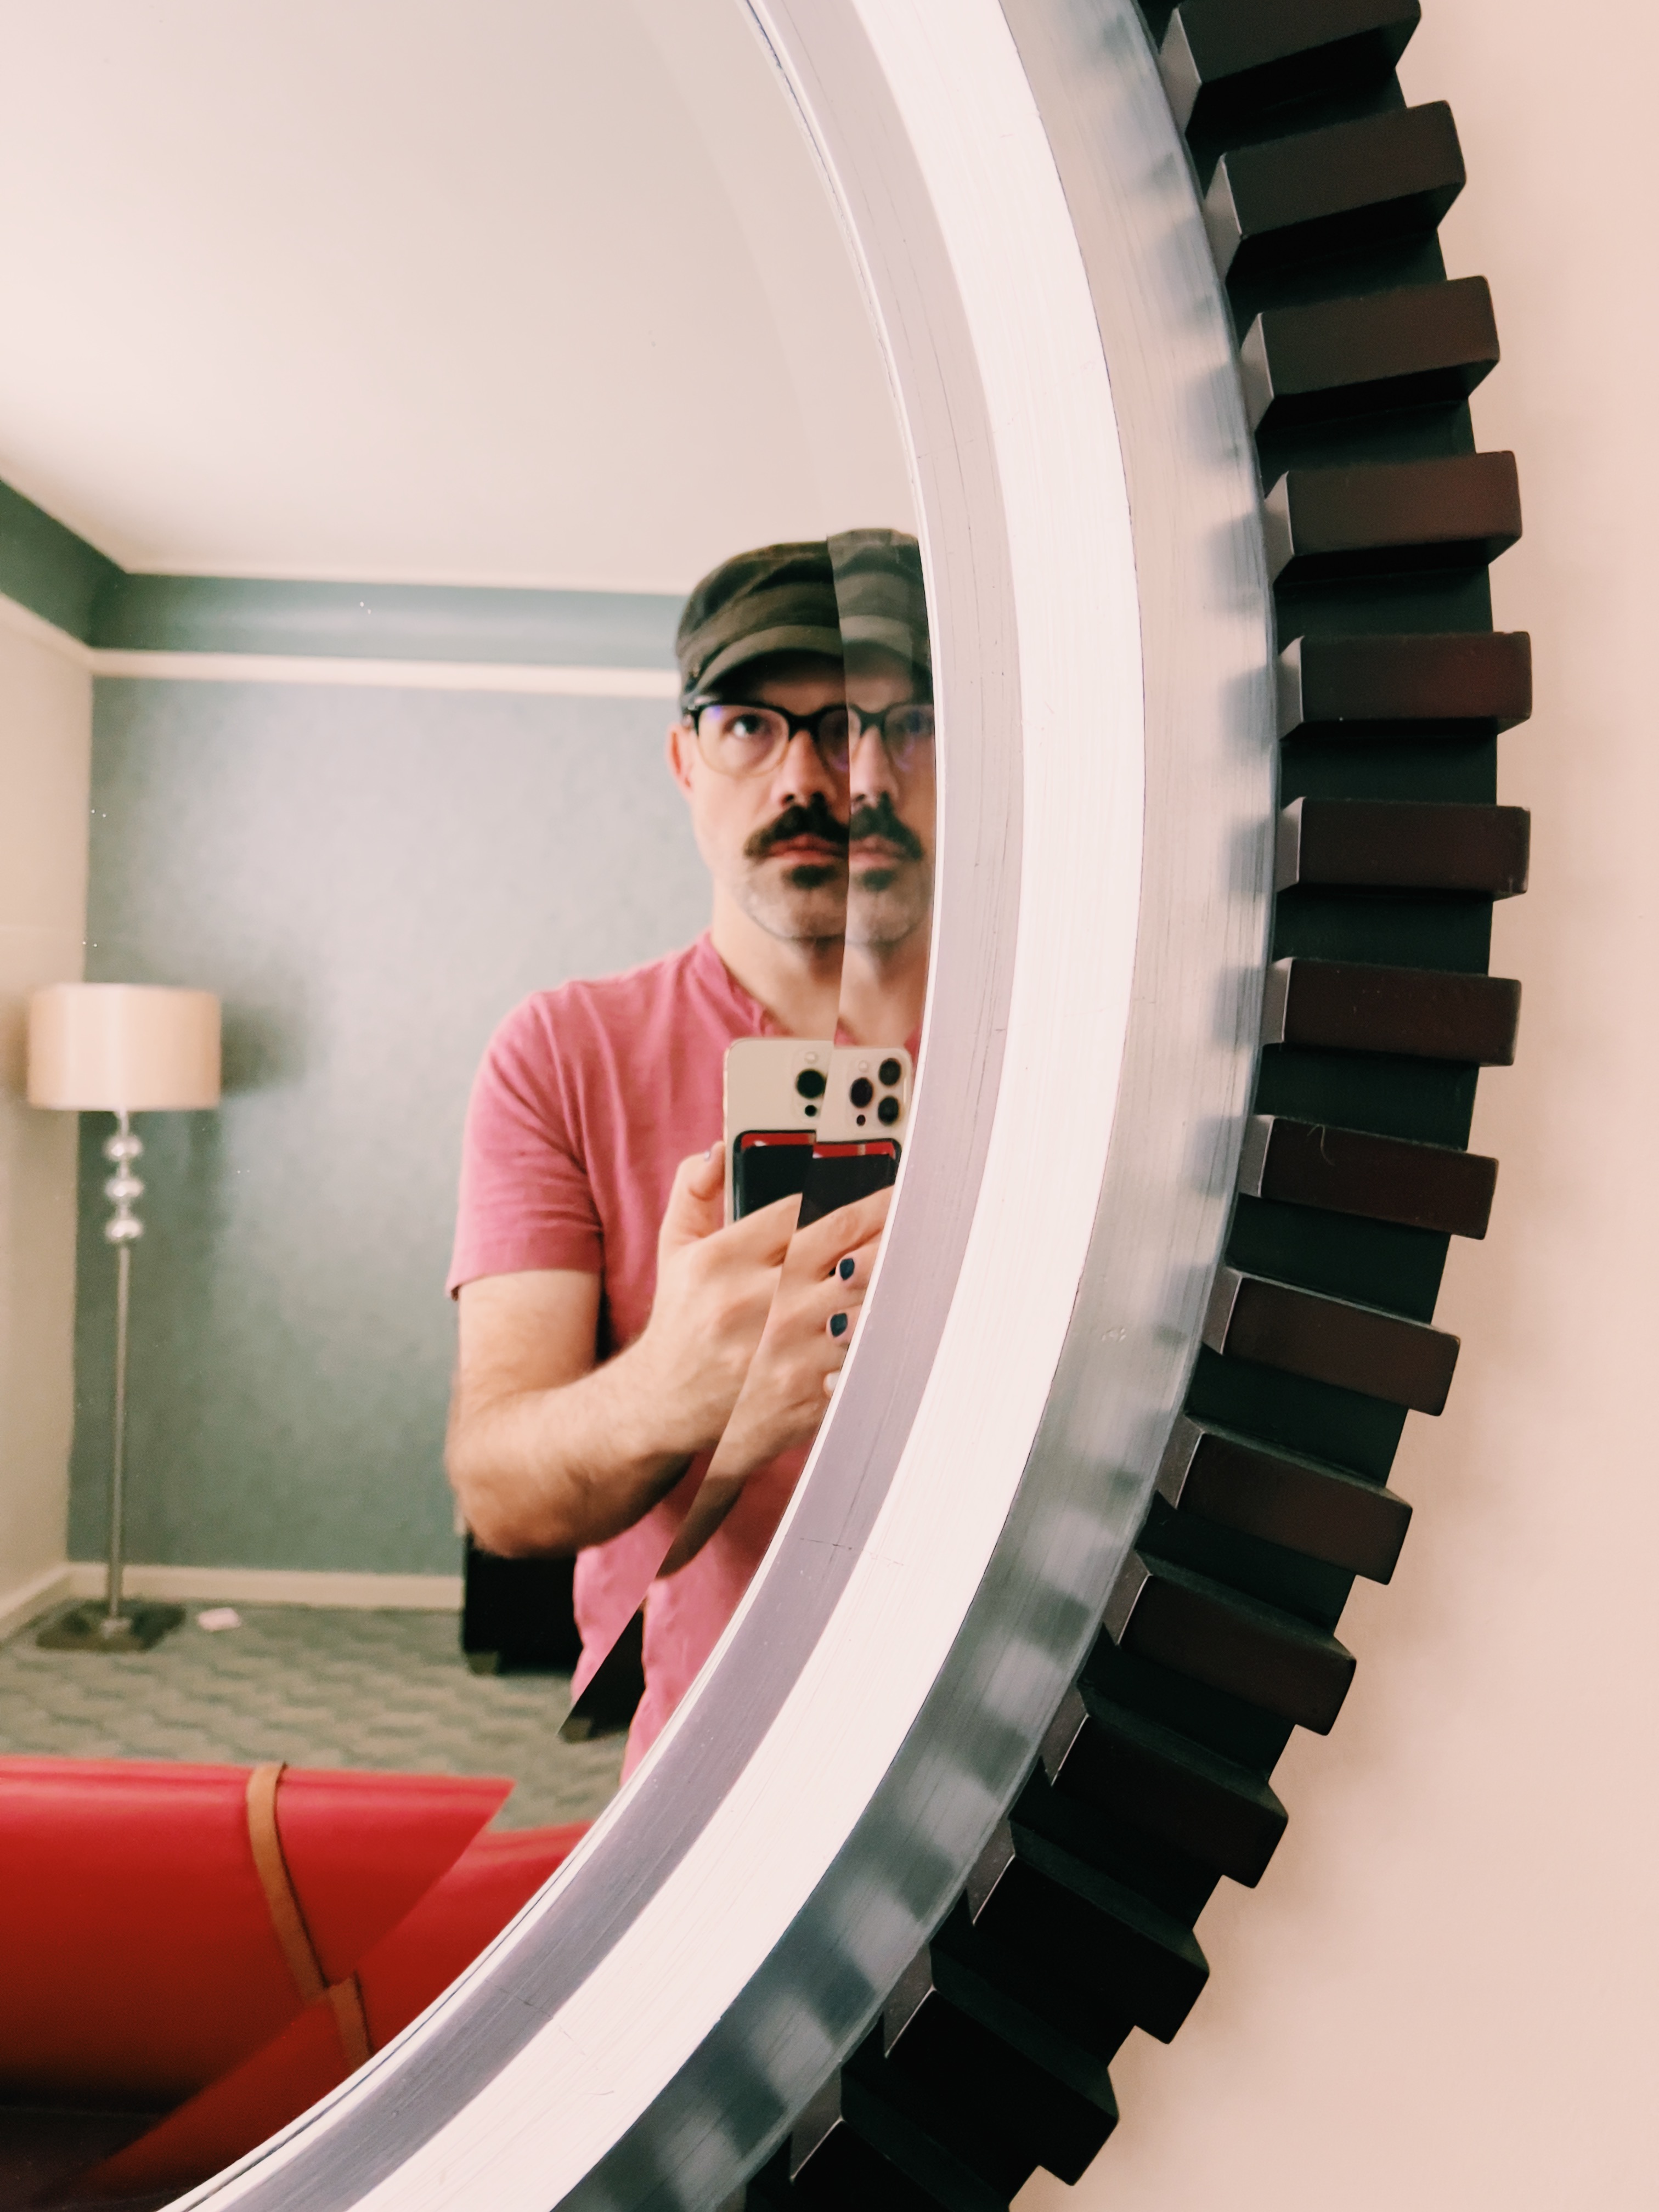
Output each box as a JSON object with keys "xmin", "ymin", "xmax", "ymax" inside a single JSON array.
[{"xmin": 729, "ymin": 715, "xmax": 768, "ymax": 738}]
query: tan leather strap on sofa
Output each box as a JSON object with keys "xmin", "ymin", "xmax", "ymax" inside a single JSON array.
[{"xmin": 245, "ymin": 1763, "xmax": 372, "ymax": 2067}]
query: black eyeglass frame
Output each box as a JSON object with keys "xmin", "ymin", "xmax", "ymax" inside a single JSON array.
[{"xmin": 685, "ymin": 697, "xmax": 935, "ymax": 779}]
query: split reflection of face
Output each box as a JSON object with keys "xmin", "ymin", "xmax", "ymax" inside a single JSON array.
[
  {"xmin": 845, "ymin": 648, "xmax": 935, "ymax": 958},
  {"xmin": 656, "ymin": 636, "xmax": 935, "ymax": 1576}
]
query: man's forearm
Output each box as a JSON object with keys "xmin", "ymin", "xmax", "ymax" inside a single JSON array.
[
  {"xmin": 448, "ymin": 1339, "xmax": 695, "ymax": 1556},
  {"xmin": 449, "ymin": 1166, "xmax": 798, "ymax": 1558}
]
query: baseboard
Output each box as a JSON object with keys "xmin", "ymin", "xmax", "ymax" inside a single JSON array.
[
  {"xmin": 62, "ymin": 1563, "xmax": 462, "ymax": 1612},
  {"xmin": 0, "ymin": 1562, "xmax": 74, "ymax": 1642}
]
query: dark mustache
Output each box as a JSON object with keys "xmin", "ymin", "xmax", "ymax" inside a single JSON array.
[
  {"xmin": 849, "ymin": 791, "xmax": 926, "ymax": 861},
  {"xmin": 745, "ymin": 792, "xmax": 850, "ymax": 861}
]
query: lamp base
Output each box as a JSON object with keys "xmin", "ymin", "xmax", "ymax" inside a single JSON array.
[{"xmin": 36, "ymin": 1600, "xmax": 186, "ymax": 1654}]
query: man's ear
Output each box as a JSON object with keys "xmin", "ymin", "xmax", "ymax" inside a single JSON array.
[{"xmin": 666, "ymin": 719, "xmax": 697, "ymax": 795}]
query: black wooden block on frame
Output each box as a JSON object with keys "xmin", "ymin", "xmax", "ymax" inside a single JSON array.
[
  {"xmin": 962, "ymin": 1819, "xmax": 1210, "ymax": 2045},
  {"xmin": 1155, "ymin": 1410, "xmax": 1412, "ymax": 1581},
  {"xmin": 1040, "ymin": 1680, "xmax": 1289, "ymax": 1885},
  {"xmin": 1265, "ymin": 451, "xmax": 1521, "ymax": 583},
  {"xmin": 1276, "ymin": 795, "xmax": 1530, "ymax": 895},
  {"xmin": 857, "ymin": 1945, "xmax": 1119, "ymax": 2192},
  {"xmin": 1261, "ymin": 956, "xmax": 1521, "ymax": 1063},
  {"xmin": 1204, "ymin": 1264, "xmax": 1459, "ymax": 1411},
  {"xmin": 1204, "ymin": 103, "xmax": 1464, "ymax": 284},
  {"xmin": 1277, "ymin": 629, "xmax": 1532, "ymax": 738},
  {"xmin": 1241, "ymin": 275, "xmax": 1499, "ymax": 435},
  {"xmin": 1237, "ymin": 1112, "xmax": 1498, "ymax": 1236},
  {"xmin": 1159, "ymin": 0, "xmax": 1421, "ymax": 140},
  {"xmin": 1105, "ymin": 1551, "xmax": 1357, "ymax": 1733},
  {"xmin": 755, "ymin": 2068, "xmax": 1000, "ymax": 2212}
]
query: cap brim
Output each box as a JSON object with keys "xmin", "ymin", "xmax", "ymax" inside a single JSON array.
[{"xmin": 689, "ymin": 624, "xmax": 847, "ymax": 701}]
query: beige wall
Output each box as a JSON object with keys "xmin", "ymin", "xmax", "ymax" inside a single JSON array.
[
  {"xmin": 1022, "ymin": 3, "xmax": 1655, "ymax": 2204},
  {"xmin": 0, "ymin": 599, "xmax": 91, "ymax": 1622}
]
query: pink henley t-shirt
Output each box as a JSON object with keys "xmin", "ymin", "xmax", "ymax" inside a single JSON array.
[{"xmin": 447, "ymin": 933, "xmax": 806, "ymax": 1776}]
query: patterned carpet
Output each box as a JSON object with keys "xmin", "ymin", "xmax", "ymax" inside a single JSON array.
[{"xmin": 0, "ymin": 1600, "xmax": 624, "ymax": 1828}]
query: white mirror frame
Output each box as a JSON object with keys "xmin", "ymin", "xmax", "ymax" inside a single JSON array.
[{"xmin": 181, "ymin": 1, "xmax": 1273, "ymax": 2204}]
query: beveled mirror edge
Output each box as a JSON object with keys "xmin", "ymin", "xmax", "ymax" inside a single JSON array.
[
  {"xmin": 172, "ymin": 2, "xmax": 1272, "ymax": 2206},
  {"xmin": 569, "ymin": 2, "xmax": 1273, "ymax": 2199}
]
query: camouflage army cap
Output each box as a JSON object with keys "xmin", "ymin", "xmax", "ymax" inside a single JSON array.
[
  {"xmin": 827, "ymin": 527, "xmax": 931, "ymax": 685},
  {"xmin": 676, "ymin": 541, "xmax": 843, "ymax": 707},
  {"xmin": 676, "ymin": 531, "xmax": 930, "ymax": 707}
]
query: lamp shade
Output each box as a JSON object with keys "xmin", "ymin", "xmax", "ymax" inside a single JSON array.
[{"xmin": 27, "ymin": 985, "xmax": 222, "ymax": 1113}]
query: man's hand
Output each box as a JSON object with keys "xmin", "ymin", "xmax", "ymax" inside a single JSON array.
[
  {"xmin": 447, "ymin": 1150, "xmax": 803, "ymax": 1556},
  {"xmin": 627, "ymin": 1151, "xmax": 804, "ymax": 1459},
  {"xmin": 658, "ymin": 1185, "xmax": 893, "ymax": 1573}
]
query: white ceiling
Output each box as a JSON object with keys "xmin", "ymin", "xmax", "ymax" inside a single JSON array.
[{"xmin": 0, "ymin": 0, "xmax": 914, "ymax": 592}]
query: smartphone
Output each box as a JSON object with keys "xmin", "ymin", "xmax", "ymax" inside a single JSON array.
[
  {"xmin": 798, "ymin": 1043, "xmax": 912, "ymax": 1221},
  {"xmin": 724, "ymin": 1037, "xmax": 832, "ymax": 1222},
  {"xmin": 724, "ymin": 1040, "xmax": 913, "ymax": 1221},
  {"xmin": 814, "ymin": 1043, "xmax": 913, "ymax": 1143}
]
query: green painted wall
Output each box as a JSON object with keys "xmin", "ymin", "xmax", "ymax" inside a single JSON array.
[
  {"xmin": 0, "ymin": 470, "xmax": 682, "ymax": 663},
  {"xmin": 69, "ymin": 676, "xmax": 709, "ymax": 1573},
  {"xmin": 92, "ymin": 573, "xmax": 682, "ymax": 666},
  {"xmin": 0, "ymin": 479, "xmax": 121, "ymax": 640}
]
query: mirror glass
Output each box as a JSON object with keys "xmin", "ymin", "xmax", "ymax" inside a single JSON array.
[{"xmin": 0, "ymin": 0, "xmax": 926, "ymax": 2198}]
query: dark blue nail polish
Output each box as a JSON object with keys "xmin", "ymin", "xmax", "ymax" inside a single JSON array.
[
  {"xmin": 838, "ymin": 1256, "xmax": 856, "ymax": 1280},
  {"xmin": 830, "ymin": 1311, "xmax": 849, "ymax": 1338}
]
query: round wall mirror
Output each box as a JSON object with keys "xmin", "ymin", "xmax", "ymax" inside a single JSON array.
[{"xmin": 0, "ymin": 1, "xmax": 1524, "ymax": 2207}]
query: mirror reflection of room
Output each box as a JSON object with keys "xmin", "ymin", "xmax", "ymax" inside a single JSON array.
[{"xmin": 0, "ymin": 1, "xmax": 917, "ymax": 2201}]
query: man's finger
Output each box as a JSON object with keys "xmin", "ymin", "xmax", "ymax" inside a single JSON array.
[
  {"xmin": 658, "ymin": 1148, "xmax": 726, "ymax": 1251},
  {"xmin": 685, "ymin": 1147, "xmax": 724, "ymax": 1197},
  {"xmin": 787, "ymin": 1184, "xmax": 894, "ymax": 1267},
  {"xmin": 718, "ymin": 1189, "xmax": 805, "ymax": 1262}
]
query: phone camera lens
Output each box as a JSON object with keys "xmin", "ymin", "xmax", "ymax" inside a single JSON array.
[
  {"xmin": 795, "ymin": 1068, "xmax": 827, "ymax": 1099},
  {"xmin": 804, "ymin": 1103, "xmax": 818, "ymax": 1117},
  {"xmin": 877, "ymin": 1094, "xmax": 900, "ymax": 1125},
  {"xmin": 878, "ymin": 1058, "xmax": 902, "ymax": 1087},
  {"xmin": 849, "ymin": 1076, "xmax": 874, "ymax": 1107}
]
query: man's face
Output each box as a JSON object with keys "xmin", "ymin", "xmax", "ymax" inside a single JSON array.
[
  {"xmin": 846, "ymin": 648, "xmax": 935, "ymax": 955},
  {"xmin": 667, "ymin": 657, "xmax": 850, "ymax": 946}
]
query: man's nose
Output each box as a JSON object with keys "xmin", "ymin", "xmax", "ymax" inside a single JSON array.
[
  {"xmin": 770, "ymin": 726, "xmax": 848, "ymax": 808},
  {"xmin": 849, "ymin": 725, "xmax": 900, "ymax": 809}
]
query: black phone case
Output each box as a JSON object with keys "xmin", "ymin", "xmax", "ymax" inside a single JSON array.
[
  {"xmin": 732, "ymin": 1137, "xmax": 817, "ymax": 1218},
  {"xmin": 797, "ymin": 1147, "xmax": 899, "ymax": 1226}
]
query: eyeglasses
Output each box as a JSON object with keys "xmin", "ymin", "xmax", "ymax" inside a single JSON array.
[{"xmin": 689, "ymin": 699, "xmax": 935, "ymax": 780}]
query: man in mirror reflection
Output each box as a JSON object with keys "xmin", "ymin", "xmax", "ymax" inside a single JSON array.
[{"xmin": 445, "ymin": 532, "xmax": 934, "ymax": 1774}]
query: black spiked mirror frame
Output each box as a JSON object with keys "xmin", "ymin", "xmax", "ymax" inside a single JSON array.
[{"xmin": 745, "ymin": 2, "xmax": 1527, "ymax": 2203}]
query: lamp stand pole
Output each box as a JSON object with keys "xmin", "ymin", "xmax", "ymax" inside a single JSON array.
[
  {"xmin": 103, "ymin": 1114, "xmax": 142, "ymax": 1631},
  {"xmin": 37, "ymin": 1113, "xmax": 185, "ymax": 1655}
]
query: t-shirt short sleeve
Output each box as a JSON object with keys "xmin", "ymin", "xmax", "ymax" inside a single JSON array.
[{"xmin": 447, "ymin": 995, "xmax": 603, "ymax": 1294}]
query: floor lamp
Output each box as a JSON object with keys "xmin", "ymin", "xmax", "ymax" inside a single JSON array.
[{"xmin": 28, "ymin": 983, "xmax": 222, "ymax": 1654}]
